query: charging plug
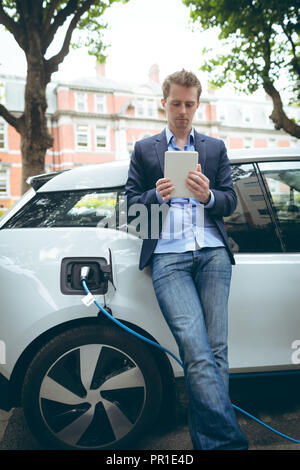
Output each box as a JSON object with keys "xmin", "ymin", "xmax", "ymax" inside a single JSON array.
[{"xmin": 80, "ymin": 266, "xmax": 91, "ymax": 281}]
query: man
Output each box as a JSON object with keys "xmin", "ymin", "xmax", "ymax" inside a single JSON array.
[{"xmin": 125, "ymin": 70, "xmax": 248, "ymax": 450}]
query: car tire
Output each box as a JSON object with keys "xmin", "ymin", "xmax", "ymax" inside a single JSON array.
[{"xmin": 22, "ymin": 323, "xmax": 163, "ymax": 450}]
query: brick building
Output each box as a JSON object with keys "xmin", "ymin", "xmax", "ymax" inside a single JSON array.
[{"xmin": 0, "ymin": 63, "xmax": 299, "ymax": 207}]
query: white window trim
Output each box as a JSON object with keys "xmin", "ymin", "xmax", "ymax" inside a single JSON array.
[
  {"xmin": 95, "ymin": 93, "xmax": 107, "ymax": 114},
  {"xmin": 75, "ymin": 124, "xmax": 90, "ymax": 151},
  {"xmin": 75, "ymin": 91, "xmax": 87, "ymax": 112},
  {"xmin": 0, "ymin": 167, "xmax": 10, "ymax": 197},
  {"xmin": 94, "ymin": 125, "xmax": 110, "ymax": 151},
  {"xmin": 241, "ymin": 107, "xmax": 253, "ymax": 126},
  {"xmin": 196, "ymin": 105, "xmax": 205, "ymax": 121},
  {"xmin": 216, "ymin": 103, "xmax": 227, "ymax": 123},
  {"xmin": 0, "ymin": 119, "xmax": 7, "ymax": 152},
  {"xmin": 135, "ymin": 97, "xmax": 157, "ymax": 118},
  {"xmin": 268, "ymin": 137, "xmax": 278, "ymax": 148},
  {"xmin": 244, "ymin": 136, "xmax": 253, "ymax": 149}
]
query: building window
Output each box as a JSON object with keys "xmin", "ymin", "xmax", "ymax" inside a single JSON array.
[
  {"xmin": 217, "ymin": 104, "xmax": 227, "ymax": 123},
  {"xmin": 147, "ymin": 99, "xmax": 156, "ymax": 117},
  {"xmin": 95, "ymin": 125, "xmax": 107, "ymax": 149},
  {"xmin": 196, "ymin": 106, "xmax": 205, "ymax": 121},
  {"xmin": 244, "ymin": 137, "xmax": 253, "ymax": 148},
  {"xmin": 136, "ymin": 98, "xmax": 144, "ymax": 117},
  {"xmin": 242, "ymin": 108, "xmax": 252, "ymax": 125},
  {"xmin": 75, "ymin": 92, "xmax": 87, "ymax": 112},
  {"xmin": 0, "ymin": 80, "xmax": 5, "ymax": 105},
  {"xmin": 268, "ymin": 137, "xmax": 277, "ymax": 148},
  {"xmin": 291, "ymin": 138, "xmax": 299, "ymax": 147},
  {"xmin": 135, "ymin": 98, "xmax": 157, "ymax": 118},
  {"xmin": 95, "ymin": 94, "xmax": 106, "ymax": 113},
  {"xmin": 0, "ymin": 120, "xmax": 5, "ymax": 150},
  {"xmin": 76, "ymin": 124, "xmax": 89, "ymax": 149},
  {"xmin": 0, "ymin": 169, "xmax": 8, "ymax": 195}
]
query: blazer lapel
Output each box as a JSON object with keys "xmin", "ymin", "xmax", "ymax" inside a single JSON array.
[
  {"xmin": 194, "ymin": 131, "xmax": 207, "ymax": 172},
  {"xmin": 154, "ymin": 129, "xmax": 168, "ymax": 175}
]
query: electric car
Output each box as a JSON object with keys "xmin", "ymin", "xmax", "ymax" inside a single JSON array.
[{"xmin": 0, "ymin": 147, "xmax": 299, "ymax": 450}]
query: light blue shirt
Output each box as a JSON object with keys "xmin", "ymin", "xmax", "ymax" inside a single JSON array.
[{"xmin": 154, "ymin": 127, "xmax": 224, "ymax": 253}]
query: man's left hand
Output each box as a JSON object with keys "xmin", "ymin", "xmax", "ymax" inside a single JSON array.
[{"xmin": 186, "ymin": 164, "xmax": 211, "ymax": 204}]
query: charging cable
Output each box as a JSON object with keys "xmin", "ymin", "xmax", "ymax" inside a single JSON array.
[{"xmin": 80, "ymin": 271, "xmax": 300, "ymax": 445}]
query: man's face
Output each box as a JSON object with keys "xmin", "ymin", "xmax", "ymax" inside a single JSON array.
[{"xmin": 161, "ymin": 84, "xmax": 199, "ymax": 134}]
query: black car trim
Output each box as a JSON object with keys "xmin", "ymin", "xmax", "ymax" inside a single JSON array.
[
  {"xmin": 254, "ymin": 162, "xmax": 286, "ymax": 252},
  {"xmin": 0, "ymin": 373, "xmax": 12, "ymax": 411}
]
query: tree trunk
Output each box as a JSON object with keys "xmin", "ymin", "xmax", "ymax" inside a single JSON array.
[
  {"xmin": 20, "ymin": 54, "xmax": 53, "ymax": 194},
  {"xmin": 263, "ymin": 81, "xmax": 300, "ymax": 140}
]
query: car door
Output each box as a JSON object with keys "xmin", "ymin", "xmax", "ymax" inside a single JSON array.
[{"xmin": 225, "ymin": 159, "xmax": 300, "ymax": 373}]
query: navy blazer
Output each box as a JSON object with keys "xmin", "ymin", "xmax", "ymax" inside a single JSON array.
[{"xmin": 125, "ymin": 129, "xmax": 237, "ymax": 270}]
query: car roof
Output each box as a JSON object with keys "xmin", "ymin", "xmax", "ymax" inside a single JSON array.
[{"xmin": 37, "ymin": 147, "xmax": 300, "ymax": 192}]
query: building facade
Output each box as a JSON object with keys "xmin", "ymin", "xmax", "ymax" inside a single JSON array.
[{"xmin": 0, "ymin": 63, "xmax": 299, "ymax": 207}]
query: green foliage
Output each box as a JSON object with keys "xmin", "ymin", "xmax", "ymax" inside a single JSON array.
[
  {"xmin": 0, "ymin": 0, "xmax": 129, "ymax": 65},
  {"xmin": 70, "ymin": 0, "xmax": 128, "ymax": 63},
  {"xmin": 183, "ymin": 0, "xmax": 300, "ymax": 99},
  {"xmin": 0, "ymin": 0, "xmax": 131, "ymax": 192}
]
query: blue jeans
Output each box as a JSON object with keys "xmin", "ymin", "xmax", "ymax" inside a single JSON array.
[{"xmin": 151, "ymin": 247, "xmax": 248, "ymax": 450}]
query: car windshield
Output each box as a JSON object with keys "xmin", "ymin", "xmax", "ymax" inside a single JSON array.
[{"xmin": 2, "ymin": 189, "xmax": 120, "ymax": 228}]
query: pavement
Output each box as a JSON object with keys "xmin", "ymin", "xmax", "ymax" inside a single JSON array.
[{"xmin": 0, "ymin": 374, "xmax": 299, "ymax": 451}]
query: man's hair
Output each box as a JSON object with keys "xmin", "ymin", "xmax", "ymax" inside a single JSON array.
[{"xmin": 162, "ymin": 69, "xmax": 202, "ymax": 101}]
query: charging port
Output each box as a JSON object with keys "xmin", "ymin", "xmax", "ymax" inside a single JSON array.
[{"xmin": 60, "ymin": 257, "xmax": 113, "ymax": 295}]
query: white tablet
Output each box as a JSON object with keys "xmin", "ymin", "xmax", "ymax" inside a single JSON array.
[{"xmin": 164, "ymin": 150, "xmax": 199, "ymax": 198}]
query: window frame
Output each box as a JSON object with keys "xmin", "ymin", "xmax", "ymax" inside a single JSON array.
[
  {"xmin": 228, "ymin": 159, "xmax": 300, "ymax": 254},
  {"xmin": 75, "ymin": 91, "xmax": 87, "ymax": 112},
  {"xmin": 75, "ymin": 124, "xmax": 90, "ymax": 150},
  {"xmin": 216, "ymin": 102, "xmax": 227, "ymax": 123},
  {"xmin": 95, "ymin": 93, "xmax": 106, "ymax": 114},
  {"xmin": 226, "ymin": 161, "xmax": 284, "ymax": 254},
  {"xmin": 95, "ymin": 125, "xmax": 108, "ymax": 150},
  {"xmin": 256, "ymin": 160, "xmax": 300, "ymax": 253},
  {"xmin": 0, "ymin": 119, "xmax": 7, "ymax": 151},
  {"xmin": 135, "ymin": 97, "xmax": 157, "ymax": 118},
  {"xmin": 0, "ymin": 168, "xmax": 9, "ymax": 196},
  {"xmin": 241, "ymin": 107, "xmax": 253, "ymax": 126},
  {"xmin": 1, "ymin": 187, "xmax": 126, "ymax": 230}
]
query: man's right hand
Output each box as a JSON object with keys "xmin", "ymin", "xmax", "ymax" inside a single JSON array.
[{"xmin": 156, "ymin": 178, "xmax": 174, "ymax": 202}]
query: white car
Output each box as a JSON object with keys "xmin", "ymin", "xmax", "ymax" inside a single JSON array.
[{"xmin": 0, "ymin": 147, "xmax": 299, "ymax": 450}]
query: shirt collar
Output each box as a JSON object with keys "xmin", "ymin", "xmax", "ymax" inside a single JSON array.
[{"xmin": 166, "ymin": 127, "xmax": 195, "ymax": 146}]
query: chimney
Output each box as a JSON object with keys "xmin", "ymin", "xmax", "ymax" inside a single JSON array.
[
  {"xmin": 149, "ymin": 64, "xmax": 160, "ymax": 83},
  {"xmin": 96, "ymin": 62, "xmax": 106, "ymax": 78}
]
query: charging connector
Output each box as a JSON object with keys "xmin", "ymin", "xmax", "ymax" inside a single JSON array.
[{"xmin": 80, "ymin": 266, "xmax": 91, "ymax": 282}]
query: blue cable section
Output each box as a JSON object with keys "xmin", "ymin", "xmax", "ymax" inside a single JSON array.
[{"xmin": 81, "ymin": 279, "xmax": 300, "ymax": 445}]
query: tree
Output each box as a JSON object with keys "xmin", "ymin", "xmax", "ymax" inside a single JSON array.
[
  {"xmin": 0, "ymin": 0, "xmax": 127, "ymax": 194},
  {"xmin": 183, "ymin": 0, "xmax": 300, "ymax": 138}
]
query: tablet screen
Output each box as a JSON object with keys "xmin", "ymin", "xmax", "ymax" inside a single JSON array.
[{"xmin": 164, "ymin": 151, "xmax": 198, "ymax": 198}]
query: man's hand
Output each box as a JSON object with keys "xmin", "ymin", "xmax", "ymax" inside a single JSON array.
[
  {"xmin": 156, "ymin": 177, "xmax": 174, "ymax": 202},
  {"xmin": 186, "ymin": 164, "xmax": 211, "ymax": 204}
]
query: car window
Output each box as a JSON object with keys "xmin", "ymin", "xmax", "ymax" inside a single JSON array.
[
  {"xmin": 258, "ymin": 161, "xmax": 300, "ymax": 252},
  {"xmin": 224, "ymin": 163, "xmax": 282, "ymax": 253},
  {"xmin": 2, "ymin": 189, "xmax": 120, "ymax": 228}
]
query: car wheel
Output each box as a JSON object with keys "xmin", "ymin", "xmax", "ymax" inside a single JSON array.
[{"xmin": 22, "ymin": 323, "xmax": 163, "ymax": 450}]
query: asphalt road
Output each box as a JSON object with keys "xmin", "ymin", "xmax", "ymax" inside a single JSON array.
[{"xmin": 0, "ymin": 374, "xmax": 299, "ymax": 451}]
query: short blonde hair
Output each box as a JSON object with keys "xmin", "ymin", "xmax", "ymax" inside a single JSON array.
[{"xmin": 162, "ymin": 69, "xmax": 202, "ymax": 101}]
